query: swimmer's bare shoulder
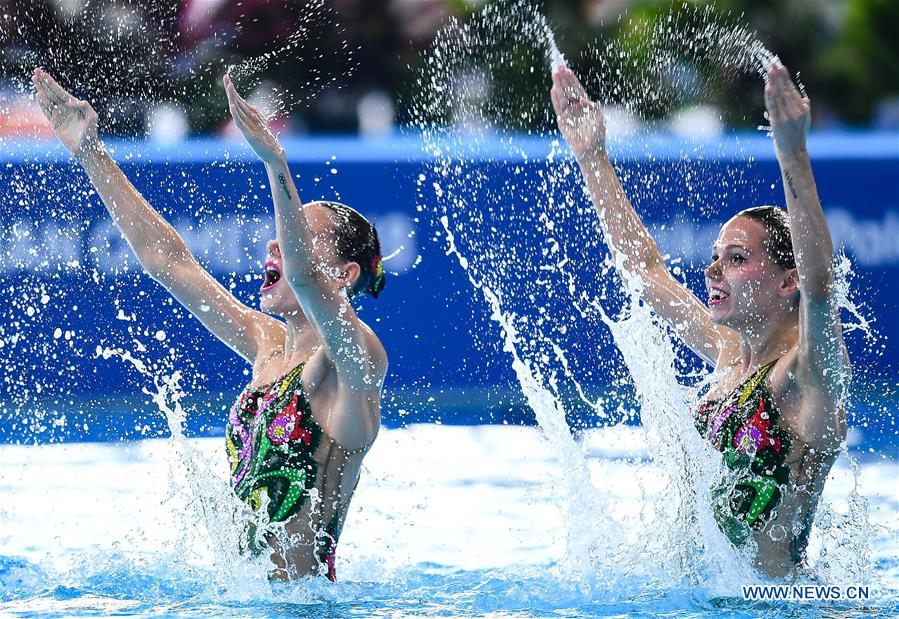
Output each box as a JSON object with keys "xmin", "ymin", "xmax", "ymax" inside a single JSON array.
[
  {"xmin": 286, "ymin": 319, "xmax": 386, "ymax": 451},
  {"xmin": 764, "ymin": 343, "xmax": 848, "ymax": 453}
]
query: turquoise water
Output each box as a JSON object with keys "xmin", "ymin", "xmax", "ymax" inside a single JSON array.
[{"xmin": 2, "ymin": 426, "xmax": 896, "ymax": 618}]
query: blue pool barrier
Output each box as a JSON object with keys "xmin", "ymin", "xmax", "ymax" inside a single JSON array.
[{"xmin": 0, "ymin": 132, "xmax": 896, "ymax": 442}]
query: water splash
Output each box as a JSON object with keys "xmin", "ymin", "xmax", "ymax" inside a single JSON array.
[
  {"xmin": 544, "ymin": 22, "xmax": 566, "ymax": 72},
  {"xmin": 437, "ymin": 213, "xmax": 617, "ymax": 588},
  {"xmin": 832, "ymin": 252, "xmax": 876, "ymax": 340},
  {"xmin": 95, "ymin": 342, "xmax": 274, "ymax": 597},
  {"xmin": 411, "ymin": 0, "xmax": 880, "ymax": 593},
  {"xmin": 225, "ymin": 0, "xmax": 357, "ymax": 120}
]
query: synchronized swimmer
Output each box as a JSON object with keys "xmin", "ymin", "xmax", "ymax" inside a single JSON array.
[
  {"xmin": 551, "ymin": 62, "xmax": 849, "ymax": 577},
  {"xmin": 30, "ymin": 49, "xmax": 850, "ymax": 580},
  {"xmin": 32, "ymin": 68, "xmax": 388, "ymax": 581}
]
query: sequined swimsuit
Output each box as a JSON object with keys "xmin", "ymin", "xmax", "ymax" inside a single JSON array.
[
  {"xmin": 225, "ymin": 361, "xmax": 366, "ymax": 581},
  {"xmin": 695, "ymin": 359, "xmax": 792, "ymax": 545}
]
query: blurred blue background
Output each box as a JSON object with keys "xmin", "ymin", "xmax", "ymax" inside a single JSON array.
[
  {"xmin": 0, "ymin": 1, "xmax": 897, "ymax": 446},
  {"xmin": 0, "ymin": 132, "xmax": 896, "ymax": 446}
]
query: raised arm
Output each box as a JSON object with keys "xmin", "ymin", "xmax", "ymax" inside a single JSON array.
[
  {"xmin": 765, "ymin": 63, "xmax": 849, "ymax": 425},
  {"xmin": 223, "ymin": 76, "xmax": 384, "ymax": 390},
  {"xmin": 32, "ymin": 68, "xmax": 281, "ymax": 362},
  {"xmin": 550, "ymin": 66, "xmax": 734, "ymax": 365}
]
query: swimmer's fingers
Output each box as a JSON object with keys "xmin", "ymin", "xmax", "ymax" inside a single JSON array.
[
  {"xmin": 230, "ymin": 90, "xmax": 267, "ymax": 134},
  {"xmin": 764, "ymin": 81, "xmax": 781, "ymax": 123},
  {"xmin": 31, "ymin": 73, "xmax": 55, "ymax": 115},
  {"xmin": 767, "ymin": 65, "xmax": 807, "ymax": 126},
  {"xmin": 238, "ymin": 97, "xmax": 266, "ymax": 126},
  {"xmin": 226, "ymin": 88, "xmax": 259, "ymax": 138},
  {"xmin": 772, "ymin": 67, "xmax": 795, "ymax": 113},
  {"xmin": 232, "ymin": 86, "xmax": 253, "ymax": 114},
  {"xmin": 564, "ymin": 68, "xmax": 589, "ymax": 101},
  {"xmin": 557, "ymin": 66, "xmax": 589, "ymax": 106},
  {"xmin": 232, "ymin": 100, "xmax": 259, "ymax": 136},
  {"xmin": 776, "ymin": 66, "xmax": 810, "ymax": 120},
  {"xmin": 225, "ymin": 76, "xmax": 268, "ymax": 130},
  {"xmin": 34, "ymin": 86, "xmax": 54, "ymax": 122},
  {"xmin": 223, "ymin": 75, "xmax": 242, "ymax": 113},
  {"xmin": 34, "ymin": 83, "xmax": 67, "ymax": 127},
  {"xmin": 35, "ymin": 69, "xmax": 76, "ymax": 108},
  {"xmin": 224, "ymin": 75, "xmax": 252, "ymax": 119},
  {"xmin": 764, "ymin": 69, "xmax": 790, "ymax": 125},
  {"xmin": 552, "ymin": 68, "xmax": 589, "ymax": 116},
  {"xmin": 550, "ymin": 84, "xmax": 568, "ymax": 115},
  {"xmin": 224, "ymin": 75, "xmax": 258, "ymax": 118},
  {"xmin": 766, "ymin": 63, "xmax": 810, "ymax": 156},
  {"xmin": 229, "ymin": 100, "xmax": 256, "ymax": 139}
]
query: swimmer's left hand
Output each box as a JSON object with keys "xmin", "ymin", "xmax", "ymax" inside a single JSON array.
[
  {"xmin": 765, "ymin": 62, "xmax": 810, "ymax": 160},
  {"xmin": 224, "ymin": 75, "xmax": 285, "ymax": 166},
  {"xmin": 551, "ymin": 66, "xmax": 606, "ymax": 162}
]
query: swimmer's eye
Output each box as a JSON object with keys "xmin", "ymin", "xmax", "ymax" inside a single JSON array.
[{"xmin": 730, "ymin": 255, "xmax": 746, "ymax": 264}]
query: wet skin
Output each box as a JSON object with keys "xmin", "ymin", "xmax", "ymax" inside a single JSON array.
[
  {"xmin": 551, "ymin": 60, "xmax": 849, "ymax": 577},
  {"xmin": 32, "ymin": 67, "xmax": 387, "ymax": 580}
]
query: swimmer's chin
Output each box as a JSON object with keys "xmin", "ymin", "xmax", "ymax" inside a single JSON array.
[
  {"xmin": 259, "ymin": 295, "xmax": 302, "ymax": 318},
  {"xmin": 259, "ymin": 292, "xmax": 278, "ymax": 312}
]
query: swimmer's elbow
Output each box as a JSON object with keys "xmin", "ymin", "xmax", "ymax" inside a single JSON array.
[
  {"xmin": 142, "ymin": 248, "xmax": 194, "ymax": 285},
  {"xmin": 799, "ymin": 261, "xmax": 837, "ymax": 303}
]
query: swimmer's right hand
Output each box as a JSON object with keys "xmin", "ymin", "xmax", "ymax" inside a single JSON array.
[
  {"xmin": 31, "ymin": 68, "xmax": 101, "ymax": 162},
  {"xmin": 550, "ymin": 65, "xmax": 606, "ymax": 162},
  {"xmin": 223, "ymin": 74, "xmax": 285, "ymax": 166}
]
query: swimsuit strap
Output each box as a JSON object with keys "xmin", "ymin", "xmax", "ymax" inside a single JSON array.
[
  {"xmin": 276, "ymin": 361, "xmax": 308, "ymax": 397},
  {"xmin": 736, "ymin": 358, "xmax": 779, "ymax": 406}
]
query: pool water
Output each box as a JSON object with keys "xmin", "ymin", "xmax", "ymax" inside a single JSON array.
[{"xmin": 1, "ymin": 425, "xmax": 896, "ymax": 617}]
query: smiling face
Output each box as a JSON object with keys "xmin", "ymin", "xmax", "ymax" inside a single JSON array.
[
  {"xmin": 259, "ymin": 205, "xmax": 357, "ymax": 315},
  {"xmin": 705, "ymin": 215, "xmax": 799, "ymax": 330}
]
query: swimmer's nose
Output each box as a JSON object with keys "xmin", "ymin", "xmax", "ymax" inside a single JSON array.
[
  {"xmin": 266, "ymin": 239, "xmax": 280, "ymax": 257},
  {"xmin": 705, "ymin": 259, "xmax": 722, "ymax": 280}
]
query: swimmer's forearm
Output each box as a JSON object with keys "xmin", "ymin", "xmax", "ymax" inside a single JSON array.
[
  {"xmin": 577, "ymin": 150, "xmax": 724, "ymax": 362},
  {"xmin": 79, "ymin": 148, "xmax": 191, "ymax": 274},
  {"xmin": 576, "ymin": 151, "xmax": 666, "ymax": 276},
  {"xmin": 776, "ymin": 149, "xmax": 834, "ymax": 298},
  {"xmin": 263, "ymin": 156, "xmax": 316, "ymax": 281}
]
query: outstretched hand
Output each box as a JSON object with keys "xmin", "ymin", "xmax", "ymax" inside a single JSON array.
[
  {"xmin": 765, "ymin": 62, "xmax": 810, "ymax": 160},
  {"xmin": 224, "ymin": 75, "xmax": 284, "ymax": 166},
  {"xmin": 550, "ymin": 65, "xmax": 606, "ymax": 161},
  {"xmin": 31, "ymin": 68, "xmax": 100, "ymax": 161}
]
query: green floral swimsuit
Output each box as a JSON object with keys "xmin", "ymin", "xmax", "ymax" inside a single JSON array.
[
  {"xmin": 695, "ymin": 360, "xmax": 792, "ymax": 545},
  {"xmin": 225, "ymin": 362, "xmax": 364, "ymax": 580}
]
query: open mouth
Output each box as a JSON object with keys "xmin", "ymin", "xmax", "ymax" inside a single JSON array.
[
  {"xmin": 707, "ymin": 287, "xmax": 730, "ymax": 306},
  {"xmin": 261, "ymin": 260, "xmax": 282, "ymax": 292}
]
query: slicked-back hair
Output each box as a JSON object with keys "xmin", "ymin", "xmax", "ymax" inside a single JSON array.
[
  {"xmin": 737, "ymin": 205, "xmax": 796, "ymax": 271},
  {"xmin": 312, "ymin": 201, "xmax": 386, "ymax": 299}
]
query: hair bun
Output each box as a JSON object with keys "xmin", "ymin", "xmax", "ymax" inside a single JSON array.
[{"xmin": 368, "ymin": 256, "xmax": 386, "ymax": 299}]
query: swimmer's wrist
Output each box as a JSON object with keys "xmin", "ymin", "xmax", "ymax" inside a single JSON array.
[
  {"xmin": 76, "ymin": 140, "xmax": 110, "ymax": 169},
  {"xmin": 576, "ymin": 146, "xmax": 609, "ymax": 167},
  {"xmin": 262, "ymin": 148, "xmax": 288, "ymax": 168},
  {"xmin": 775, "ymin": 146, "xmax": 809, "ymax": 165}
]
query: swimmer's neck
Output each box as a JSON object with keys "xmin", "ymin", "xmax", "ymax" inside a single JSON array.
[
  {"xmin": 280, "ymin": 310, "xmax": 321, "ymax": 360},
  {"xmin": 735, "ymin": 314, "xmax": 798, "ymax": 374}
]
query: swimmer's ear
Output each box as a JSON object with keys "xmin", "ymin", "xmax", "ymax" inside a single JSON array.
[
  {"xmin": 342, "ymin": 261, "xmax": 362, "ymax": 291},
  {"xmin": 778, "ymin": 267, "xmax": 800, "ymax": 301}
]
